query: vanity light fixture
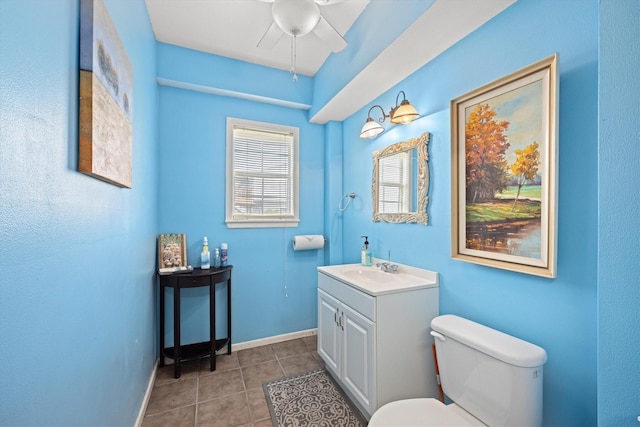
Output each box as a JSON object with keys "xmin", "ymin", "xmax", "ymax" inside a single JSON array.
[{"xmin": 360, "ymin": 91, "xmax": 420, "ymax": 139}]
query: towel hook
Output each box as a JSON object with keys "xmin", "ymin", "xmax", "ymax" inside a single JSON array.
[{"xmin": 338, "ymin": 193, "xmax": 356, "ymax": 212}]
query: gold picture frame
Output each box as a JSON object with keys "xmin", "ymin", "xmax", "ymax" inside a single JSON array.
[{"xmin": 451, "ymin": 54, "xmax": 558, "ymax": 278}]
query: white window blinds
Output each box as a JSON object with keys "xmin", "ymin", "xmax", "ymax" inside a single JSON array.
[
  {"xmin": 378, "ymin": 151, "xmax": 411, "ymax": 214},
  {"xmin": 226, "ymin": 118, "xmax": 299, "ymax": 228}
]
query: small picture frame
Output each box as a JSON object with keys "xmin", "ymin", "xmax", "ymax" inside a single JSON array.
[{"xmin": 158, "ymin": 234, "xmax": 187, "ymax": 274}]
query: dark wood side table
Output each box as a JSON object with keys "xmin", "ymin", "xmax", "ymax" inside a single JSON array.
[{"xmin": 159, "ymin": 266, "xmax": 232, "ymax": 378}]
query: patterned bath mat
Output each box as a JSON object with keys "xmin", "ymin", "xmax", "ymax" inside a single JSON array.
[{"xmin": 263, "ymin": 368, "xmax": 367, "ymax": 427}]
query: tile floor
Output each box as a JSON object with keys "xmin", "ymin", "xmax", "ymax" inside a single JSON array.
[{"xmin": 142, "ymin": 335, "xmax": 321, "ymax": 427}]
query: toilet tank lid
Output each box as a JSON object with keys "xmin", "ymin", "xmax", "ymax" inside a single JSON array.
[{"xmin": 431, "ymin": 314, "xmax": 547, "ymax": 368}]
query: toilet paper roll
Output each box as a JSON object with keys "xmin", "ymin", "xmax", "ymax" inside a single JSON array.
[{"xmin": 292, "ymin": 235, "xmax": 325, "ymax": 251}]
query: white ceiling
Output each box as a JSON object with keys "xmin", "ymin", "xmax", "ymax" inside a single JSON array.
[
  {"xmin": 145, "ymin": 0, "xmax": 517, "ymax": 123},
  {"xmin": 145, "ymin": 0, "xmax": 369, "ymax": 77}
]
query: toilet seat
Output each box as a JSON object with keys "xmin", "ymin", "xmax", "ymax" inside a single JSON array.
[{"xmin": 368, "ymin": 398, "xmax": 486, "ymax": 427}]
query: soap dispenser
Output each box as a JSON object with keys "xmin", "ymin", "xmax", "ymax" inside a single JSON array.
[
  {"xmin": 201, "ymin": 237, "xmax": 210, "ymax": 269},
  {"xmin": 361, "ymin": 236, "xmax": 372, "ymax": 266}
]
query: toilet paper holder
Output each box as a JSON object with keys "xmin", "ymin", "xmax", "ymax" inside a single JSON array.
[{"xmin": 292, "ymin": 235, "xmax": 326, "ymax": 251}]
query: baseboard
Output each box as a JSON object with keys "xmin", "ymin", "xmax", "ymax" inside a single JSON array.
[
  {"xmin": 135, "ymin": 358, "xmax": 159, "ymax": 427},
  {"xmin": 231, "ymin": 328, "xmax": 317, "ymax": 352},
  {"xmin": 158, "ymin": 329, "xmax": 318, "ymax": 365}
]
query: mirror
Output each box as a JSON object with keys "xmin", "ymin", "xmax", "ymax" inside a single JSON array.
[{"xmin": 372, "ymin": 132, "xmax": 429, "ymax": 224}]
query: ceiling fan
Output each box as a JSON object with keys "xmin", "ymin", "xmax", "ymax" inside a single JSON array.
[{"xmin": 257, "ymin": 0, "xmax": 349, "ymax": 80}]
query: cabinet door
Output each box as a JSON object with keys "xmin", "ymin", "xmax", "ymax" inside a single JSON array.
[
  {"xmin": 317, "ymin": 289, "xmax": 340, "ymax": 377},
  {"xmin": 342, "ymin": 303, "xmax": 376, "ymax": 415}
]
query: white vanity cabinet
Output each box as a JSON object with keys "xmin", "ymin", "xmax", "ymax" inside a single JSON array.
[
  {"xmin": 318, "ymin": 287, "xmax": 376, "ymax": 411},
  {"xmin": 317, "ymin": 265, "xmax": 440, "ymax": 419}
]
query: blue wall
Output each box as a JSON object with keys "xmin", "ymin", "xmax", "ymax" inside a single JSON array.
[
  {"xmin": 597, "ymin": 0, "xmax": 640, "ymax": 425},
  {"xmin": 156, "ymin": 46, "xmax": 326, "ymax": 344},
  {"xmin": 0, "ymin": 0, "xmax": 158, "ymax": 425},
  {"xmin": 340, "ymin": 1, "xmax": 599, "ymax": 425}
]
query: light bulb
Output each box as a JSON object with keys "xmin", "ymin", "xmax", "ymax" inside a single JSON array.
[{"xmin": 272, "ymin": 0, "xmax": 320, "ymax": 37}]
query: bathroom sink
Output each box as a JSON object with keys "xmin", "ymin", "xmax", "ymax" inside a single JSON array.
[
  {"xmin": 318, "ymin": 263, "xmax": 438, "ymax": 296},
  {"xmin": 342, "ymin": 269, "xmax": 395, "ymax": 283}
]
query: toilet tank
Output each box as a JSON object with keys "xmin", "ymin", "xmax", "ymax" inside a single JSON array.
[{"xmin": 431, "ymin": 315, "xmax": 547, "ymax": 427}]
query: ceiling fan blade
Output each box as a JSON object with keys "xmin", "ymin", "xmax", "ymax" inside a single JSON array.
[
  {"xmin": 263, "ymin": 0, "xmax": 346, "ymax": 3},
  {"xmin": 257, "ymin": 21, "xmax": 284, "ymax": 49},
  {"xmin": 313, "ymin": 0, "xmax": 348, "ymax": 4},
  {"xmin": 312, "ymin": 15, "xmax": 347, "ymax": 52}
]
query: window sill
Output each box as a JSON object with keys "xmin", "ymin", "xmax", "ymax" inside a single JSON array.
[{"xmin": 225, "ymin": 219, "xmax": 300, "ymax": 229}]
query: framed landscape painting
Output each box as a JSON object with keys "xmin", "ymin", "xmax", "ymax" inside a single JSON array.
[
  {"xmin": 79, "ymin": 0, "xmax": 133, "ymax": 188},
  {"xmin": 451, "ymin": 54, "xmax": 558, "ymax": 278}
]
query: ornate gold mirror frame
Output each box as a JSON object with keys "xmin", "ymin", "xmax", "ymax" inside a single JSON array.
[{"xmin": 372, "ymin": 131, "xmax": 429, "ymax": 224}]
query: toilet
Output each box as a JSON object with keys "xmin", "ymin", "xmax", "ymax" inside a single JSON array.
[{"xmin": 369, "ymin": 314, "xmax": 547, "ymax": 427}]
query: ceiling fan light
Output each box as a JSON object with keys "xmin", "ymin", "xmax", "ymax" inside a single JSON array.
[
  {"xmin": 272, "ymin": 0, "xmax": 321, "ymax": 37},
  {"xmin": 390, "ymin": 99, "xmax": 419, "ymax": 124},
  {"xmin": 360, "ymin": 118, "xmax": 384, "ymax": 139}
]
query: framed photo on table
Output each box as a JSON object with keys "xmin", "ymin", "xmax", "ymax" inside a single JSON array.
[
  {"xmin": 451, "ymin": 54, "xmax": 558, "ymax": 278},
  {"xmin": 158, "ymin": 234, "xmax": 187, "ymax": 274}
]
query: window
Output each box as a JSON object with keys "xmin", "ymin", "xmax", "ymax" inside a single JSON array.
[
  {"xmin": 378, "ymin": 151, "xmax": 412, "ymax": 213},
  {"xmin": 226, "ymin": 118, "xmax": 299, "ymax": 228}
]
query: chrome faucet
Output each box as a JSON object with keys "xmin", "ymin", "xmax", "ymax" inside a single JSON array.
[{"xmin": 376, "ymin": 250, "xmax": 399, "ymax": 273}]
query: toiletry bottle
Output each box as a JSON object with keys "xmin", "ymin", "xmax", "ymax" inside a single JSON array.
[
  {"xmin": 361, "ymin": 236, "xmax": 372, "ymax": 266},
  {"xmin": 201, "ymin": 237, "xmax": 210, "ymax": 269},
  {"xmin": 213, "ymin": 247, "xmax": 221, "ymax": 268},
  {"xmin": 220, "ymin": 242, "xmax": 228, "ymax": 266}
]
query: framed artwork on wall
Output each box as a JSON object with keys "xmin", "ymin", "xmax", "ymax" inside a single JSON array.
[
  {"xmin": 79, "ymin": 0, "xmax": 133, "ymax": 188},
  {"xmin": 451, "ymin": 54, "xmax": 559, "ymax": 278}
]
